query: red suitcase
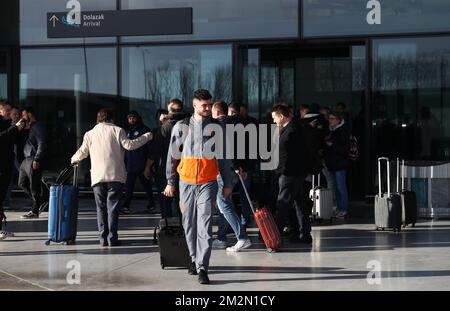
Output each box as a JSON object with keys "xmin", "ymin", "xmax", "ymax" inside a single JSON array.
[{"xmin": 238, "ymin": 174, "xmax": 282, "ymax": 252}]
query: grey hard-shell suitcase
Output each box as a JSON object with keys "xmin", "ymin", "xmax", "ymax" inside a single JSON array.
[{"xmin": 374, "ymin": 158, "xmax": 402, "ymax": 232}]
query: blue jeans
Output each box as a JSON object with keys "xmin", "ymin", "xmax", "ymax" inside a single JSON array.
[
  {"xmin": 330, "ymin": 170, "xmax": 348, "ymax": 213},
  {"xmin": 216, "ymin": 174, "xmax": 248, "ymax": 242}
]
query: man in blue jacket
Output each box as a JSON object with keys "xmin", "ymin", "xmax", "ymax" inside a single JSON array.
[{"xmin": 121, "ymin": 111, "xmax": 155, "ymax": 214}]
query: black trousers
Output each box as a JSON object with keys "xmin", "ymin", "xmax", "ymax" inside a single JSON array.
[
  {"xmin": 0, "ymin": 167, "xmax": 12, "ymax": 231},
  {"xmin": 275, "ymin": 174, "xmax": 312, "ymax": 238},
  {"xmin": 123, "ymin": 171, "xmax": 155, "ymax": 207},
  {"xmin": 18, "ymin": 158, "xmax": 44, "ymax": 214}
]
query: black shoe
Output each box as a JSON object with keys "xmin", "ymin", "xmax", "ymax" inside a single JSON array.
[
  {"xmin": 296, "ymin": 235, "xmax": 313, "ymax": 244},
  {"xmin": 109, "ymin": 240, "xmax": 122, "ymax": 247},
  {"xmin": 198, "ymin": 269, "xmax": 210, "ymax": 285},
  {"xmin": 100, "ymin": 241, "xmax": 109, "ymax": 247},
  {"xmin": 188, "ymin": 262, "xmax": 197, "ymax": 275},
  {"xmin": 119, "ymin": 207, "xmax": 131, "ymax": 215}
]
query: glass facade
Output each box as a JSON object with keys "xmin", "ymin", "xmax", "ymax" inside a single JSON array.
[
  {"xmin": 121, "ymin": 0, "xmax": 298, "ymax": 42},
  {"xmin": 303, "ymin": 0, "xmax": 450, "ymax": 38},
  {"xmin": 20, "ymin": 47, "xmax": 117, "ymax": 181},
  {"xmin": 372, "ymin": 36, "xmax": 450, "ymax": 162},
  {"xmin": 122, "ymin": 45, "xmax": 232, "ymax": 129},
  {"xmin": 0, "ymin": 50, "xmax": 7, "ymax": 100},
  {"xmin": 1, "ymin": 1, "xmax": 450, "ymax": 194}
]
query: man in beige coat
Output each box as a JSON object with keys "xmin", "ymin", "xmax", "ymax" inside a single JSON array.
[{"xmin": 71, "ymin": 108, "xmax": 152, "ymax": 247}]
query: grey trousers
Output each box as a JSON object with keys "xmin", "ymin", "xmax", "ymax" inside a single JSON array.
[
  {"xmin": 92, "ymin": 182, "xmax": 123, "ymax": 244},
  {"xmin": 179, "ymin": 180, "xmax": 218, "ymax": 273}
]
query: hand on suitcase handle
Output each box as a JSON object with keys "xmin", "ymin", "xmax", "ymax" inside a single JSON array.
[{"xmin": 163, "ymin": 185, "xmax": 176, "ymax": 197}]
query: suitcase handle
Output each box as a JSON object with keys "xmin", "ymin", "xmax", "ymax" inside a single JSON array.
[
  {"xmin": 378, "ymin": 157, "xmax": 390, "ymax": 197},
  {"xmin": 237, "ymin": 173, "xmax": 256, "ymax": 214},
  {"xmin": 396, "ymin": 158, "xmax": 400, "ymax": 193},
  {"xmin": 396, "ymin": 158, "xmax": 407, "ymax": 192},
  {"xmin": 72, "ymin": 164, "xmax": 78, "ymax": 188},
  {"xmin": 311, "ymin": 174, "xmax": 321, "ymax": 190},
  {"xmin": 402, "ymin": 159, "xmax": 405, "ymax": 190}
]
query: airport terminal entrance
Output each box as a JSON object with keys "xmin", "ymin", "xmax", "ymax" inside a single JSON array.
[{"xmin": 237, "ymin": 43, "xmax": 369, "ymax": 199}]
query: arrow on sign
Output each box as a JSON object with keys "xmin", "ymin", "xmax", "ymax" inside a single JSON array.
[{"xmin": 49, "ymin": 15, "xmax": 59, "ymax": 27}]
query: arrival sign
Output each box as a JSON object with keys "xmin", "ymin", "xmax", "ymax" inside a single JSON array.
[{"xmin": 47, "ymin": 8, "xmax": 192, "ymax": 38}]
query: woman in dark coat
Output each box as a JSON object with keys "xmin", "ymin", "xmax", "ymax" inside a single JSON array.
[{"xmin": 325, "ymin": 111, "xmax": 350, "ymax": 218}]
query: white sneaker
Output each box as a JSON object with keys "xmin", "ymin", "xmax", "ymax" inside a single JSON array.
[
  {"xmin": 335, "ymin": 211, "xmax": 348, "ymax": 219},
  {"xmin": 212, "ymin": 239, "xmax": 227, "ymax": 249},
  {"xmin": 0, "ymin": 231, "xmax": 14, "ymax": 240},
  {"xmin": 226, "ymin": 238, "xmax": 252, "ymax": 252}
]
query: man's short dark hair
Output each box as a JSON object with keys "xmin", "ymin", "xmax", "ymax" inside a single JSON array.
[
  {"xmin": 337, "ymin": 102, "xmax": 346, "ymax": 109},
  {"xmin": 193, "ymin": 89, "xmax": 212, "ymax": 101},
  {"xmin": 169, "ymin": 98, "xmax": 183, "ymax": 113},
  {"xmin": 22, "ymin": 106, "xmax": 36, "ymax": 116},
  {"xmin": 272, "ymin": 104, "xmax": 291, "ymax": 118},
  {"xmin": 228, "ymin": 102, "xmax": 240, "ymax": 111},
  {"xmin": 329, "ymin": 111, "xmax": 343, "ymax": 120},
  {"xmin": 96, "ymin": 108, "xmax": 115, "ymax": 124},
  {"xmin": 213, "ymin": 101, "xmax": 228, "ymax": 116},
  {"xmin": 300, "ymin": 104, "xmax": 311, "ymax": 111}
]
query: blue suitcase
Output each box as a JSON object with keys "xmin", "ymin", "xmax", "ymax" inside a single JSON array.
[{"xmin": 45, "ymin": 165, "xmax": 79, "ymax": 245}]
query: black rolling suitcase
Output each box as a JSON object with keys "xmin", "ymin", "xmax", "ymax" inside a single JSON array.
[
  {"xmin": 397, "ymin": 159, "xmax": 417, "ymax": 227},
  {"xmin": 374, "ymin": 157, "xmax": 402, "ymax": 232},
  {"xmin": 154, "ymin": 217, "xmax": 190, "ymax": 270}
]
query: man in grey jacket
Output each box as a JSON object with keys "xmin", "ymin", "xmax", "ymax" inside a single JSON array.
[
  {"xmin": 71, "ymin": 108, "xmax": 152, "ymax": 247},
  {"xmin": 19, "ymin": 107, "xmax": 48, "ymax": 219},
  {"xmin": 164, "ymin": 89, "xmax": 233, "ymax": 284}
]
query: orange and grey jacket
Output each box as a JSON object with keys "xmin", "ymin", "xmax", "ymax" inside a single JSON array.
[{"xmin": 166, "ymin": 116, "xmax": 233, "ymax": 188}]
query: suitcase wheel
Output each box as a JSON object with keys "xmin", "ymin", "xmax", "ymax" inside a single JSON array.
[
  {"xmin": 66, "ymin": 240, "xmax": 76, "ymax": 245},
  {"xmin": 381, "ymin": 227, "xmax": 385, "ymax": 231},
  {"xmin": 45, "ymin": 240, "xmax": 51, "ymax": 246},
  {"xmin": 412, "ymin": 223, "xmax": 416, "ymax": 228}
]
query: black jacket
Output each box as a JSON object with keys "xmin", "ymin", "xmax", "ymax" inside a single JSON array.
[
  {"xmin": 149, "ymin": 112, "xmax": 190, "ymax": 174},
  {"xmin": 0, "ymin": 118, "xmax": 18, "ymax": 173},
  {"xmin": 276, "ymin": 121, "xmax": 305, "ymax": 176},
  {"xmin": 125, "ymin": 122, "xmax": 151, "ymax": 174},
  {"xmin": 325, "ymin": 122, "xmax": 351, "ymax": 171},
  {"xmin": 23, "ymin": 121, "xmax": 47, "ymax": 163}
]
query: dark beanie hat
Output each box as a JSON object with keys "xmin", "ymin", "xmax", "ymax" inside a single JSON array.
[{"xmin": 127, "ymin": 110, "xmax": 140, "ymax": 118}]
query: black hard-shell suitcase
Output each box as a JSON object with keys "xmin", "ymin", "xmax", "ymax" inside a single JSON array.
[
  {"xmin": 154, "ymin": 217, "xmax": 190, "ymax": 269},
  {"xmin": 374, "ymin": 158, "xmax": 402, "ymax": 232},
  {"xmin": 397, "ymin": 159, "xmax": 418, "ymax": 227}
]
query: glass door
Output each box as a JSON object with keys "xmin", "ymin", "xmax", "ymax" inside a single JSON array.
[{"xmin": 0, "ymin": 49, "xmax": 8, "ymax": 100}]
